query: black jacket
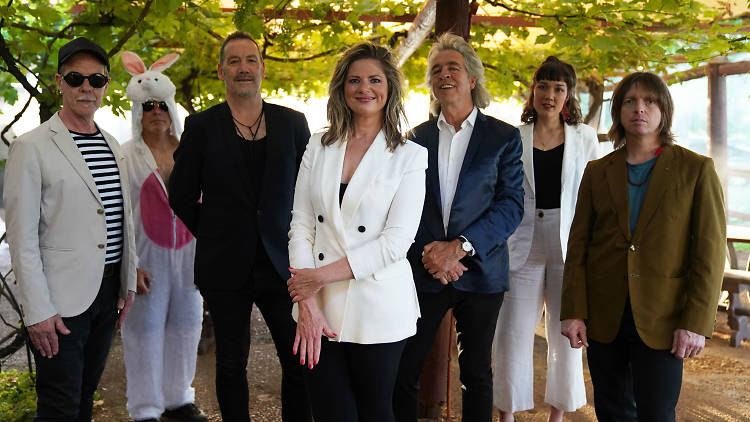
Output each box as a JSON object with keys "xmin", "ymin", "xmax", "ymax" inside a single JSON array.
[{"xmin": 169, "ymin": 101, "xmax": 310, "ymax": 290}]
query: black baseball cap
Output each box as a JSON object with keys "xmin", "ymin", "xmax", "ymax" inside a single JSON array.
[{"xmin": 57, "ymin": 37, "xmax": 110, "ymax": 73}]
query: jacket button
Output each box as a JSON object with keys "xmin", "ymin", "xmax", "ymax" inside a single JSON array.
[
  {"xmin": 538, "ymin": 211, "xmax": 544, "ymax": 218},
  {"xmin": 257, "ymin": 210, "xmax": 262, "ymax": 216},
  {"xmin": 358, "ymin": 225, "xmax": 365, "ymax": 233},
  {"xmin": 97, "ymin": 208, "xmax": 104, "ymax": 215},
  {"xmin": 318, "ymin": 215, "xmax": 324, "ymax": 223},
  {"xmin": 318, "ymin": 253, "xmax": 324, "ymax": 260},
  {"xmin": 98, "ymin": 244, "xmax": 105, "ymax": 249}
]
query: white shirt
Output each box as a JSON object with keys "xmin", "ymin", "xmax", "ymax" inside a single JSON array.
[{"xmin": 437, "ymin": 107, "xmax": 477, "ymax": 234}]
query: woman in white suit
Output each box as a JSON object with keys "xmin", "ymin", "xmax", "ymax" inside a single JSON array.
[
  {"xmin": 492, "ymin": 57, "xmax": 601, "ymax": 422},
  {"xmin": 286, "ymin": 42, "xmax": 427, "ymax": 422}
]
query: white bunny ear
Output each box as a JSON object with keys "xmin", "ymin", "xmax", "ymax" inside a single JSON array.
[
  {"xmin": 121, "ymin": 51, "xmax": 147, "ymax": 75},
  {"xmin": 150, "ymin": 53, "xmax": 180, "ymax": 72}
]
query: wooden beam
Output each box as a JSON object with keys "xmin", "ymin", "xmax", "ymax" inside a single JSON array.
[
  {"xmin": 664, "ymin": 60, "xmax": 750, "ymax": 84},
  {"xmin": 221, "ymin": 7, "xmax": 749, "ymax": 30},
  {"xmin": 221, "ymin": 7, "xmax": 539, "ymax": 26}
]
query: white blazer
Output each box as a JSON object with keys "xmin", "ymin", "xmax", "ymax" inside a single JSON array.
[
  {"xmin": 4, "ymin": 113, "xmax": 137, "ymax": 326},
  {"xmin": 508, "ymin": 123, "xmax": 601, "ymax": 271},
  {"xmin": 288, "ymin": 131, "xmax": 427, "ymax": 344}
]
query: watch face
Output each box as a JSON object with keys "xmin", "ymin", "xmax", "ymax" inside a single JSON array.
[{"xmin": 462, "ymin": 242, "xmax": 471, "ymax": 252}]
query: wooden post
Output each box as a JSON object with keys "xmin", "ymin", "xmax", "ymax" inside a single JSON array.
[
  {"xmin": 435, "ymin": 0, "xmax": 471, "ymax": 40},
  {"xmin": 417, "ymin": 1, "xmax": 473, "ymax": 420},
  {"xmin": 707, "ymin": 59, "xmax": 728, "ymax": 211}
]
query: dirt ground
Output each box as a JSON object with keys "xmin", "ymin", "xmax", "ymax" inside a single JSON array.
[{"xmin": 84, "ymin": 307, "xmax": 750, "ymax": 422}]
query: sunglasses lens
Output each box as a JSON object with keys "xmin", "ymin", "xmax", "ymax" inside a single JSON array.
[
  {"xmin": 63, "ymin": 72, "xmax": 85, "ymax": 87},
  {"xmin": 89, "ymin": 74, "xmax": 108, "ymax": 88},
  {"xmin": 63, "ymin": 72, "xmax": 107, "ymax": 88},
  {"xmin": 142, "ymin": 101, "xmax": 168, "ymax": 112}
]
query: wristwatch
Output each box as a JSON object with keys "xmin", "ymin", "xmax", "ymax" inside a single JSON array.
[{"xmin": 458, "ymin": 235, "xmax": 475, "ymax": 257}]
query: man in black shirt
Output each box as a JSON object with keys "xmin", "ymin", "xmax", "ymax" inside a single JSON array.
[{"xmin": 169, "ymin": 31, "xmax": 312, "ymax": 422}]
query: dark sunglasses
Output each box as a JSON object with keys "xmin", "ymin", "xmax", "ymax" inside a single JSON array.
[
  {"xmin": 62, "ymin": 72, "xmax": 109, "ymax": 88},
  {"xmin": 142, "ymin": 100, "xmax": 169, "ymax": 112}
]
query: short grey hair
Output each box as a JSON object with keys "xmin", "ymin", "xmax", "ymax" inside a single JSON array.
[{"xmin": 426, "ymin": 33, "xmax": 491, "ymax": 116}]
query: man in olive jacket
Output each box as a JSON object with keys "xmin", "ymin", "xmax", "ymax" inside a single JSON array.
[{"xmin": 560, "ymin": 72, "xmax": 725, "ymax": 422}]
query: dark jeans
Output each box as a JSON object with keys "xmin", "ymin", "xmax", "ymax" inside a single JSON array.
[
  {"xmin": 200, "ymin": 258, "xmax": 311, "ymax": 422},
  {"xmin": 394, "ymin": 286, "xmax": 504, "ymax": 422},
  {"xmin": 587, "ymin": 302, "xmax": 683, "ymax": 422},
  {"xmin": 32, "ymin": 269, "xmax": 120, "ymax": 422},
  {"xmin": 304, "ymin": 338, "xmax": 406, "ymax": 422}
]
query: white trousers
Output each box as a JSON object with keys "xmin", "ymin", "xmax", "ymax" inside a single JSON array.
[
  {"xmin": 121, "ymin": 248, "xmax": 203, "ymax": 420},
  {"xmin": 492, "ymin": 208, "xmax": 586, "ymax": 413}
]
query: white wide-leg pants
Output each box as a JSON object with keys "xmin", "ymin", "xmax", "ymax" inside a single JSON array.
[
  {"xmin": 121, "ymin": 248, "xmax": 203, "ymax": 420},
  {"xmin": 492, "ymin": 208, "xmax": 586, "ymax": 413}
]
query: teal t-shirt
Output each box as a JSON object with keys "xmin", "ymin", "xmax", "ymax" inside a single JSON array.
[{"xmin": 627, "ymin": 156, "xmax": 658, "ymax": 235}]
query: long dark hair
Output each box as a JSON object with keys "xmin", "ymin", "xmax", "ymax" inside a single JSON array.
[{"xmin": 520, "ymin": 56, "xmax": 582, "ymax": 125}]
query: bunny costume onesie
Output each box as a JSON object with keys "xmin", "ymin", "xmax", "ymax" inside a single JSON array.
[{"xmin": 119, "ymin": 52, "xmax": 203, "ymax": 421}]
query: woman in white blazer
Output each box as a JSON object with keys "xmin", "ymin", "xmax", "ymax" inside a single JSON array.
[
  {"xmin": 287, "ymin": 42, "xmax": 427, "ymax": 422},
  {"xmin": 492, "ymin": 57, "xmax": 602, "ymax": 422}
]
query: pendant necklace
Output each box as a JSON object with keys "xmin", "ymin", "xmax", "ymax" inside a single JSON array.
[
  {"xmin": 233, "ymin": 103, "xmax": 264, "ymax": 141},
  {"xmin": 627, "ymin": 163, "xmax": 655, "ymax": 186}
]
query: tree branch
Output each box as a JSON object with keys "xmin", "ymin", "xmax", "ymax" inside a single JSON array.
[
  {"xmin": 264, "ymin": 48, "xmax": 342, "ymax": 62},
  {"xmin": 0, "ymin": 31, "xmax": 40, "ymax": 98},
  {"xmin": 8, "ymin": 22, "xmax": 74, "ymax": 38},
  {"xmin": 2, "ymin": 95, "xmax": 33, "ymax": 146},
  {"xmin": 108, "ymin": 0, "xmax": 155, "ymax": 57},
  {"xmin": 177, "ymin": 67, "xmax": 200, "ymax": 115}
]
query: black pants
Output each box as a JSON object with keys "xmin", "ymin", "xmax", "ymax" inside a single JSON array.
[
  {"xmin": 587, "ymin": 302, "xmax": 683, "ymax": 422},
  {"xmin": 304, "ymin": 338, "xmax": 406, "ymax": 422},
  {"xmin": 200, "ymin": 258, "xmax": 311, "ymax": 422},
  {"xmin": 33, "ymin": 269, "xmax": 120, "ymax": 422},
  {"xmin": 394, "ymin": 286, "xmax": 504, "ymax": 422}
]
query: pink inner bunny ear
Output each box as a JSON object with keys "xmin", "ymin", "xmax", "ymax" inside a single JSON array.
[
  {"xmin": 150, "ymin": 53, "xmax": 180, "ymax": 72},
  {"xmin": 122, "ymin": 51, "xmax": 147, "ymax": 75}
]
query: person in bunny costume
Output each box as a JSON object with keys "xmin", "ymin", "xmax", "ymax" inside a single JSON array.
[{"xmin": 120, "ymin": 51, "xmax": 206, "ymax": 422}]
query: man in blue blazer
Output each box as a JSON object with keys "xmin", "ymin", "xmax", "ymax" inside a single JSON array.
[{"xmin": 394, "ymin": 34, "xmax": 524, "ymax": 422}]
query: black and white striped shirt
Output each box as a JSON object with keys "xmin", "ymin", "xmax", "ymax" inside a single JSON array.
[{"xmin": 70, "ymin": 130, "xmax": 124, "ymax": 264}]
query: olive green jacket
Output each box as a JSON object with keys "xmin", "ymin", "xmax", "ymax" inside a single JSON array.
[{"xmin": 561, "ymin": 144, "xmax": 726, "ymax": 350}]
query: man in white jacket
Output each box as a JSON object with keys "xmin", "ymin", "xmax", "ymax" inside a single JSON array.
[
  {"xmin": 4, "ymin": 37, "xmax": 137, "ymax": 421},
  {"xmin": 120, "ymin": 52, "xmax": 205, "ymax": 422}
]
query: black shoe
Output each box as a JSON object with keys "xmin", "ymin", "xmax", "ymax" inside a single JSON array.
[{"xmin": 162, "ymin": 403, "xmax": 208, "ymax": 422}]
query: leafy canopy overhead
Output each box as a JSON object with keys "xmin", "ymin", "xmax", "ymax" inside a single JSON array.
[{"xmin": 0, "ymin": 0, "xmax": 747, "ymax": 129}]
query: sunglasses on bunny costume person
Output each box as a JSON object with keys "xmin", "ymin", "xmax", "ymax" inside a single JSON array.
[
  {"xmin": 142, "ymin": 100, "xmax": 169, "ymax": 112},
  {"xmin": 62, "ymin": 72, "xmax": 109, "ymax": 88}
]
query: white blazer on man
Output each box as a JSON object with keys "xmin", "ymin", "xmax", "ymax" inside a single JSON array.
[
  {"xmin": 289, "ymin": 131, "xmax": 427, "ymax": 344},
  {"xmin": 4, "ymin": 112, "xmax": 137, "ymax": 326},
  {"xmin": 507, "ymin": 123, "xmax": 601, "ymax": 271}
]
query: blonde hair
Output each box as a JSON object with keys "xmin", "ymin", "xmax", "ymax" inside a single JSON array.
[
  {"xmin": 426, "ymin": 33, "xmax": 491, "ymax": 116},
  {"xmin": 322, "ymin": 42, "xmax": 407, "ymax": 151}
]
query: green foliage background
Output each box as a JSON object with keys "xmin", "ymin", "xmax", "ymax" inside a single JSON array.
[
  {"xmin": 0, "ymin": 0, "xmax": 748, "ymax": 126},
  {"xmin": 0, "ymin": 370, "xmax": 35, "ymax": 422}
]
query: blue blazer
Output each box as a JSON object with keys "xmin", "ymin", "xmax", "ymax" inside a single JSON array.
[{"xmin": 407, "ymin": 111, "xmax": 524, "ymax": 294}]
